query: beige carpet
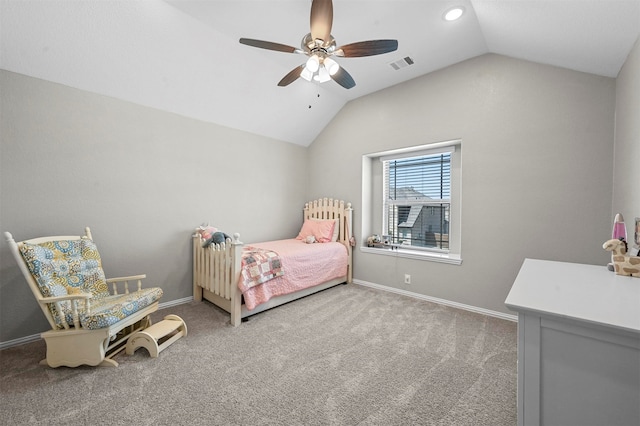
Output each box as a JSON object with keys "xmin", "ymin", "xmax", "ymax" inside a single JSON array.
[{"xmin": 0, "ymin": 284, "xmax": 517, "ymax": 425}]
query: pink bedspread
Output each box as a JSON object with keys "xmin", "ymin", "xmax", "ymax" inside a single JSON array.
[{"xmin": 239, "ymin": 239, "xmax": 348, "ymax": 310}]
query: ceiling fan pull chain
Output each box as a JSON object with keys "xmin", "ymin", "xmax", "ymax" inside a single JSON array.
[{"xmin": 308, "ymin": 83, "xmax": 321, "ymax": 109}]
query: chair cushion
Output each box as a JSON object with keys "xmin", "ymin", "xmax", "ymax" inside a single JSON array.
[
  {"xmin": 20, "ymin": 239, "xmax": 110, "ymax": 299},
  {"xmin": 80, "ymin": 287, "xmax": 163, "ymax": 330}
]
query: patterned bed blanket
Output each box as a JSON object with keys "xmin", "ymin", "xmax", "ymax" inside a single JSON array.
[{"xmin": 238, "ymin": 246, "xmax": 284, "ymax": 293}]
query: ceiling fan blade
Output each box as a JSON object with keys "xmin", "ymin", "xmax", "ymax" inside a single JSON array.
[
  {"xmin": 331, "ymin": 66, "xmax": 356, "ymax": 89},
  {"xmin": 310, "ymin": 0, "xmax": 333, "ymax": 43},
  {"xmin": 278, "ymin": 65, "xmax": 305, "ymax": 87},
  {"xmin": 239, "ymin": 38, "xmax": 298, "ymax": 54},
  {"xmin": 335, "ymin": 40, "xmax": 399, "ymax": 57}
]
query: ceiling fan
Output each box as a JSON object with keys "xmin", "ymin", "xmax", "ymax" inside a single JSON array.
[{"xmin": 239, "ymin": 0, "xmax": 398, "ymax": 89}]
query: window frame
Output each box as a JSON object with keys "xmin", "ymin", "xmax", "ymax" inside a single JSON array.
[{"xmin": 361, "ymin": 140, "xmax": 462, "ymax": 265}]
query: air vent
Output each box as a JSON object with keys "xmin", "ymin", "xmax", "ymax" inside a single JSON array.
[{"xmin": 389, "ymin": 56, "xmax": 414, "ymax": 71}]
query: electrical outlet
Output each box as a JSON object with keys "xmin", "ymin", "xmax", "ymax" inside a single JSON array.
[{"xmin": 404, "ymin": 274, "xmax": 411, "ymax": 284}]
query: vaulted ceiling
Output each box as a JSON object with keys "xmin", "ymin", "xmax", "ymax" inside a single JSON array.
[{"xmin": 2, "ymin": 1, "xmax": 639, "ymax": 146}]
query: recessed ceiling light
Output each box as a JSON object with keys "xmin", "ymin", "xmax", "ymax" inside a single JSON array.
[{"xmin": 444, "ymin": 6, "xmax": 465, "ymax": 21}]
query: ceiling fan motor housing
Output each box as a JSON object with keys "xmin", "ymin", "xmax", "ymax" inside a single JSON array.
[{"xmin": 302, "ymin": 33, "xmax": 336, "ymax": 54}]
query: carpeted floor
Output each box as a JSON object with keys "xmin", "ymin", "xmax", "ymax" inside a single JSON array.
[{"xmin": 0, "ymin": 284, "xmax": 517, "ymax": 425}]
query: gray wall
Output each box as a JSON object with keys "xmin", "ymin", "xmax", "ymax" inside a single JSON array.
[
  {"xmin": 308, "ymin": 54, "xmax": 616, "ymax": 315},
  {"xmin": 0, "ymin": 70, "xmax": 308, "ymax": 342},
  {"xmin": 2, "ymin": 46, "xmax": 635, "ymax": 343},
  {"xmin": 613, "ymin": 37, "xmax": 640, "ymax": 237}
]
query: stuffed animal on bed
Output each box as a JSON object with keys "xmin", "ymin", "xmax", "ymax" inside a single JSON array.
[
  {"xmin": 196, "ymin": 225, "xmax": 217, "ymax": 241},
  {"xmin": 196, "ymin": 225, "xmax": 230, "ymax": 247},
  {"xmin": 209, "ymin": 231, "xmax": 230, "ymax": 246}
]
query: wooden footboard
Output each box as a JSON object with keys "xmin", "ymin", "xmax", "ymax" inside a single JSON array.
[
  {"xmin": 193, "ymin": 233, "xmax": 243, "ymax": 326},
  {"xmin": 193, "ymin": 198, "xmax": 353, "ymax": 326}
]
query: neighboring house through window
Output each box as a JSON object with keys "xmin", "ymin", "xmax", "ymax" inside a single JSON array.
[
  {"xmin": 383, "ymin": 150, "xmax": 451, "ymax": 251},
  {"xmin": 361, "ymin": 140, "xmax": 462, "ymax": 264}
]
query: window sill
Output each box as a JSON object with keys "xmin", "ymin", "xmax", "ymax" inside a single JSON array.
[{"xmin": 360, "ymin": 246, "xmax": 462, "ymax": 265}]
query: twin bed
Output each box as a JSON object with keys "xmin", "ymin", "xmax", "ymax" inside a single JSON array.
[{"xmin": 193, "ymin": 198, "xmax": 353, "ymax": 326}]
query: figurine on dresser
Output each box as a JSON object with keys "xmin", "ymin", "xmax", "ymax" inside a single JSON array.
[{"xmin": 603, "ymin": 238, "xmax": 640, "ymax": 277}]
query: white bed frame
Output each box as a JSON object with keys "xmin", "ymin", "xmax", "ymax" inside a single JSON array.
[{"xmin": 193, "ymin": 198, "xmax": 353, "ymax": 326}]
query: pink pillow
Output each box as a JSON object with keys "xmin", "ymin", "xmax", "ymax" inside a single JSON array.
[
  {"xmin": 296, "ymin": 219, "xmax": 336, "ymax": 243},
  {"xmin": 312, "ymin": 218, "xmax": 339, "ymax": 242}
]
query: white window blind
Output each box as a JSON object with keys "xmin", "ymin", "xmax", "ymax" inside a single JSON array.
[{"xmin": 383, "ymin": 149, "xmax": 452, "ymax": 252}]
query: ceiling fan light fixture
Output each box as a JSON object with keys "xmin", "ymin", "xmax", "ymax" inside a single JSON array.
[
  {"xmin": 316, "ymin": 66, "xmax": 331, "ymax": 83},
  {"xmin": 323, "ymin": 57, "xmax": 340, "ymax": 75},
  {"xmin": 306, "ymin": 54, "xmax": 320, "ymax": 72},
  {"xmin": 300, "ymin": 67, "xmax": 313, "ymax": 81},
  {"xmin": 444, "ymin": 6, "xmax": 464, "ymax": 21}
]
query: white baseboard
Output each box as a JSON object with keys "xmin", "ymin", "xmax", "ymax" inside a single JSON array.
[
  {"xmin": 0, "ymin": 333, "xmax": 41, "ymax": 351},
  {"xmin": 159, "ymin": 296, "xmax": 193, "ymax": 310},
  {"xmin": 353, "ymin": 279, "xmax": 517, "ymax": 322},
  {"xmin": 0, "ymin": 297, "xmax": 195, "ymax": 351}
]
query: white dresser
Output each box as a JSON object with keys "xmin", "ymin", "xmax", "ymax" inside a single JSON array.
[{"xmin": 505, "ymin": 259, "xmax": 640, "ymax": 426}]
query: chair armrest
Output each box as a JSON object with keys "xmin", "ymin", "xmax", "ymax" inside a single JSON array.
[
  {"xmin": 40, "ymin": 293, "xmax": 92, "ymax": 303},
  {"xmin": 106, "ymin": 274, "xmax": 147, "ymax": 294},
  {"xmin": 39, "ymin": 293, "xmax": 93, "ymax": 330}
]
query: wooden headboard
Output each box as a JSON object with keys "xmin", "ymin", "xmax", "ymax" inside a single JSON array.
[{"xmin": 303, "ymin": 198, "xmax": 353, "ymax": 245}]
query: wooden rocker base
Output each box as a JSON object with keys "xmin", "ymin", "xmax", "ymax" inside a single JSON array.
[
  {"xmin": 39, "ymin": 327, "xmax": 117, "ymax": 368},
  {"xmin": 39, "ymin": 357, "xmax": 119, "ymax": 368},
  {"xmin": 38, "ymin": 313, "xmax": 153, "ymax": 368},
  {"xmin": 125, "ymin": 315, "xmax": 187, "ymax": 358}
]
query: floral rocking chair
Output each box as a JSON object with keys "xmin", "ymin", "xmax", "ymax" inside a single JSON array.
[{"xmin": 5, "ymin": 227, "xmax": 164, "ymax": 367}]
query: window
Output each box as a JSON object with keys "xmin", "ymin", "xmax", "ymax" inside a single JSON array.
[
  {"xmin": 361, "ymin": 140, "xmax": 461, "ymax": 264},
  {"xmin": 382, "ymin": 149, "xmax": 451, "ymax": 252}
]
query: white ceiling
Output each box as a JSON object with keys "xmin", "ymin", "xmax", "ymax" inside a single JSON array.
[{"xmin": 2, "ymin": 0, "xmax": 639, "ymax": 146}]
